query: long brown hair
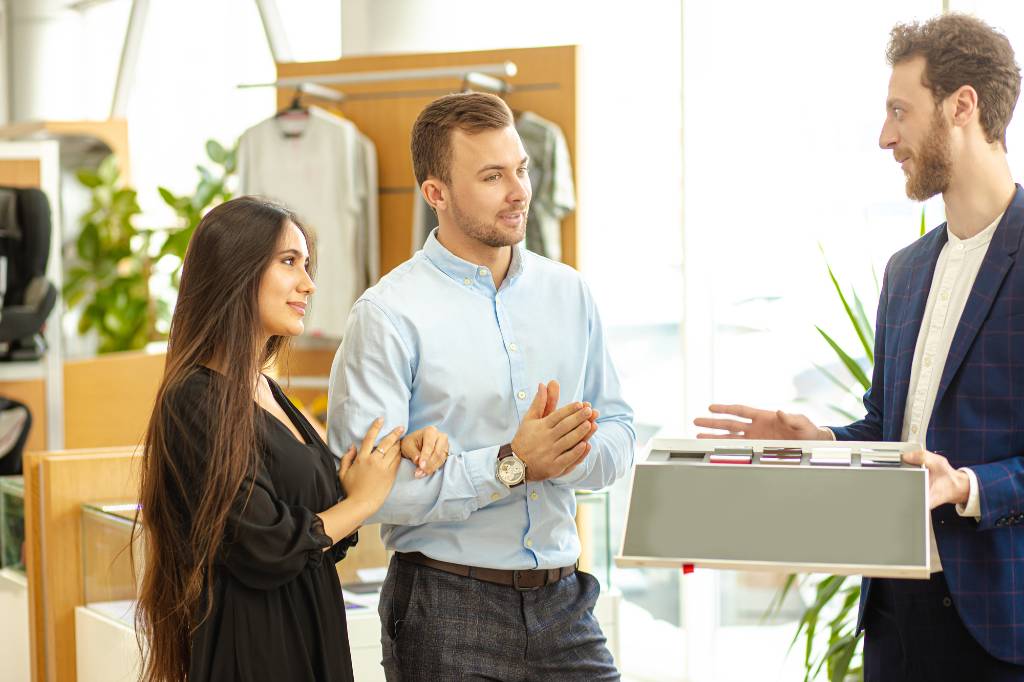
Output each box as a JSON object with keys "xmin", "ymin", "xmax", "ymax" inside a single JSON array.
[{"xmin": 135, "ymin": 196, "xmax": 315, "ymax": 681}]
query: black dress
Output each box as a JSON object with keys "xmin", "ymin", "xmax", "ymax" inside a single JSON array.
[{"xmin": 165, "ymin": 367, "xmax": 357, "ymax": 682}]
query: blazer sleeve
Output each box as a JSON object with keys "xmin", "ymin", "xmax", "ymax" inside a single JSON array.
[
  {"xmin": 828, "ymin": 261, "xmax": 891, "ymax": 443},
  {"xmin": 970, "ymin": 458, "xmax": 1024, "ymax": 531},
  {"xmin": 167, "ymin": 374, "xmax": 334, "ymax": 591}
]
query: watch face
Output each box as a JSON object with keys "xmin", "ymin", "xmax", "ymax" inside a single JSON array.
[{"xmin": 498, "ymin": 456, "xmax": 526, "ymax": 485}]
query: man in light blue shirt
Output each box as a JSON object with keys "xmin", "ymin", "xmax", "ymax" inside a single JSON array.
[{"xmin": 328, "ymin": 92, "xmax": 634, "ymax": 680}]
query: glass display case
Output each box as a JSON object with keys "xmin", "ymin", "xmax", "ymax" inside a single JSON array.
[
  {"xmin": 0, "ymin": 476, "xmax": 25, "ymax": 573},
  {"xmin": 576, "ymin": 489, "xmax": 612, "ymax": 588},
  {"xmin": 81, "ymin": 501, "xmax": 143, "ymax": 627}
]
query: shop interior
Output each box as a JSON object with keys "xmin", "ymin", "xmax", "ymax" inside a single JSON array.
[{"xmin": 1, "ymin": 1, "xmax": 1022, "ymax": 681}]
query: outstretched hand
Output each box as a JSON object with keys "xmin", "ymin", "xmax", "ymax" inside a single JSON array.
[{"xmin": 693, "ymin": 404, "xmax": 827, "ymax": 440}]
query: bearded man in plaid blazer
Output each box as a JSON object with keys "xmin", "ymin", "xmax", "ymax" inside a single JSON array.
[{"xmin": 695, "ymin": 13, "xmax": 1024, "ymax": 682}]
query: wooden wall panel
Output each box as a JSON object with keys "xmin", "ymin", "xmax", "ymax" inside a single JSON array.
[
  {"xmin": 0, "ymin": 158, "xmax": 42, "ymax": 187},
  {"xmin": 22, "ymin": 450, "xmax": 47, "ymax": 682},
  {"xmin": 63, "ymin": 352, "xmax": 165, "ymax": 450},
  {"xmin": 277, "ymin": 45, "xmax": 578, "ymax": 275},
  {"xmin": 0, "ymin": 379, "xmax": 46, "ymax": 453},
  {"xmin": 38, "ymin": 450, "xmax": 140, "ymax": 682},
  {"xmin": 272, "ymin": 346, "xmax": 338, "ymax": 378}
]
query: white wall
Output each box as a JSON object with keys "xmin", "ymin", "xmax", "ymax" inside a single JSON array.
[{"xmin": 7, "ymin": 0, "xmax": 127, "ymax": 121}]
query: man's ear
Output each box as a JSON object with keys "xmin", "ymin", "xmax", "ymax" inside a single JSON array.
[
  {"xmin": 951, "ymin": 84, "xmax": 979, "ymax": 128},
  {"xmin": 421, "ymin": 179, "xmax": 448, "ymax": 212}
]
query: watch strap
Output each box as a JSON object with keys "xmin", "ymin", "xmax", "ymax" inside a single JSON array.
[{"xmin": 497, "ymin": 443, "xmax": 526, "ymax": 487}]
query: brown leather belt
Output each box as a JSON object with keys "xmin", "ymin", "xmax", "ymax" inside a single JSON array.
[{"xmin": 397, "ymin": 551, "xmax": 576, "ymax": 591}]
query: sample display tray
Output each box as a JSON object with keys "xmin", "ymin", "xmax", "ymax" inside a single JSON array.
[{"xmin": 616, "ymin": 438, "xmax": 930, "ymax": 578}]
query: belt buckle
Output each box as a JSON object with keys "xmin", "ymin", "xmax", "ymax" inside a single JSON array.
[{"xmin": 513, "ymin": 569, "xmax": 542, "ymax": 592}]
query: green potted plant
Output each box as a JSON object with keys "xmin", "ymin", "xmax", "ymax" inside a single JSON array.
[{"xmin": 63, "ymin": 140, "xmax": 237, "ymax": 353}]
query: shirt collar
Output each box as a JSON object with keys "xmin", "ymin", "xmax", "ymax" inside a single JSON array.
[
  {"xmin": 422, "ymin": 227, "xmax": 526, "ymax": 291},
  {"xmin": 946, "ymin": 211, "xmax": 1003, "ymax": 252}
]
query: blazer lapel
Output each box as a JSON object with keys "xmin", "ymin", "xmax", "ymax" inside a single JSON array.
[
  {"xmin": 933, "ymin": 187, "xmax": 1024, "ymax": 411},
  {"xmin": 889, "ymin": 227, "xmax": 947, "ymax": 439}
]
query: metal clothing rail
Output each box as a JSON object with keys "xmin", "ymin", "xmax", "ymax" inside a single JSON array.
[
  {"xmin": 290, "ymin": 82, "xmax": 344, "ymax": 103},
  {"xmin": 239, "ymin": 61, "xmax": 518, "ymax": 91}
]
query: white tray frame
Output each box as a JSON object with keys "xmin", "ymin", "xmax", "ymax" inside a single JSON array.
[{"xmin": 615, "ymin": 438, "xmax": 931, "ymax": 579}]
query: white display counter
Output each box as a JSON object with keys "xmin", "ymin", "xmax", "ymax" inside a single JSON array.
[{"xmin": 0, "ymin": 568, "xmax": 30, "ymax": 682}]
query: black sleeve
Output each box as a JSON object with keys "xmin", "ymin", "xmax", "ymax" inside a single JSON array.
[
  {"xmin": 328, "ymin": 529, "xmax": 359, "ymax": 564},
  {"xmin": 165, "ymin": 371, "xmax": 333, "ymax": 591}
]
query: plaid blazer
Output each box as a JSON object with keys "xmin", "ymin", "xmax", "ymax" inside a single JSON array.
[{"xmin": 831, "ymin": 185, "xmax": 1024, "ymax": 664}]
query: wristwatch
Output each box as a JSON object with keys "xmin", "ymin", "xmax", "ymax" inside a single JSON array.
[{"xmin": 496, "ymin": 443, "xmax": 527, "ymax": 488}]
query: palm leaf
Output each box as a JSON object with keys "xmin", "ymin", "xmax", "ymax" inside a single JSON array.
[
  {"xmin": 764, "ymin": 573, "xmax": 799, "ymax": 622},
  {"xmin": 813, "ymin": 362, "xmax": 864, "ymax": 403},
  {"xmin": 827, "ymin": 404, "xmax": 860, "ymax": 422},
  {"xmin": 823, "ymin": 260, "xmax": 874, "ymax": 363},
  {"xmin": 851, "ymin": 291, "xmax": 875, "ymax": 349},
  {"xmin": 816, "ymin": 327, "xmax": 870, "ymax": 390}
]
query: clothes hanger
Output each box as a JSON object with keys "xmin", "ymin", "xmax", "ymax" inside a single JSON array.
[
  {"xmin": 460, "ymin": 74, "xmax": 523, "ymax": 120},
  {"xmin": 275, "ymin": 89, "xmax": 310, "ymax": 138}
]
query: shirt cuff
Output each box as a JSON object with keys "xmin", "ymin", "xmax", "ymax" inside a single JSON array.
[
  {"xmin": 955, "ymin": 467, "xmax": 981, "ymax": 520},
  {"xmin": 465, "ymin": 445, "xmax": 513, "ymax": 507},
  {"xmin": 821, "ymin": 427, "xmax": 837, "ymax": 441}
]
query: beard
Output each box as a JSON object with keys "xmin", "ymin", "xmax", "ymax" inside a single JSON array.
[
  {"xmin": 449, "ymin": 195, "xmax": 527, "ymax": 248},
  {"xmin": 904, "ymin": 110, "xmax": 953, "ymax": 202}
]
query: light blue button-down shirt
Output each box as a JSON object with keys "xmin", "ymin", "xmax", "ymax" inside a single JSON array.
[{"xmin": 327, "ymin": 229, "xmax": 635, "ymax": 570}]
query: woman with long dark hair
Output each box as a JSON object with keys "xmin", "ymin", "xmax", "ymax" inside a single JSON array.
[{"xmin": 136, "ymin": 196, "xmax": 402, "ymax": 681}]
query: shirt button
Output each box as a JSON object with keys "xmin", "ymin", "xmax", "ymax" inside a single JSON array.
[
  {"xmin": 530, "ymin": 491, "xmax": 539, "ymax": 500},
  {"xmin": 943, "ymin": 596, "xmax": 952, "ymax": 607},
  {"xmin": 924, "ymin": 357, "xmax": 932, "ymax": 367},
  {"xmin": 463, "ymin": 277, "xmax": 472, "ymax": 285},
  {"xmin": 509, "ymin": 343, "xmax": 518, "ymax": 352},
  {"xmin": 491, "ymin": 493, "xmax": 500, "ymax": 502},
  {"xmin": 517, "ymin": 390, "xmax": 527, "ymax": 400},
  {"xmin": 525, "ymin": 538, "xmax": 533, "ymax": 548},
  {"xmin": 911, "ymin": 425, "xmax": 919, "ymax": 434},
  {"xmin": 956, "ymin": 244, "xmax": 964, "ymax": 251},
  {"xmin": 941, "ymin": 291, "xmax": 950, "ymax": 301},
  {"xmin": 478, "ymin": 267, "xmax": 488, "ymax": 276}
]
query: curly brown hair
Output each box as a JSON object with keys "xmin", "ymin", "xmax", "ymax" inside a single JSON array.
[{"xmin": 887, "ymin": 13, "xmax": 1021, "ymax": 149}]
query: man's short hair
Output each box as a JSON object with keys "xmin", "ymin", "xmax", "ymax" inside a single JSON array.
[
  {"xmin": 411, "ymin": 92, "xmax": 514, "ymax": 186},
  {"xmin": 887, "ymin": 13, "xmax": 1021, "ymax": 149}
]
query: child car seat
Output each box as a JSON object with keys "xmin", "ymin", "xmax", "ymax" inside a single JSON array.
[{"xmin": 0, "ymin": 187, "xmax": 57, "ymax": 361}]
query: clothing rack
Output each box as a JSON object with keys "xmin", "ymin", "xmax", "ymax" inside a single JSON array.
[
  {"xmin": 240, "ymin": 61, "xmax": 520, "ymax": 100},
  {"xmin": 270, "ymin": 46, "xmax": 578, "ymax": 275},
  {"xmin": 290, "ymin": 82, "xmax": 559, "ymax": 104},
  {"xmin": 287, "ymin": 81, "xmax": 345, "ymax": 104}
]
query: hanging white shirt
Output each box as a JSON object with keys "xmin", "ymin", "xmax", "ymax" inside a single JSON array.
[{"xmin": 238, "ymin": 106, "xmax": 377, "ymax": 338}]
